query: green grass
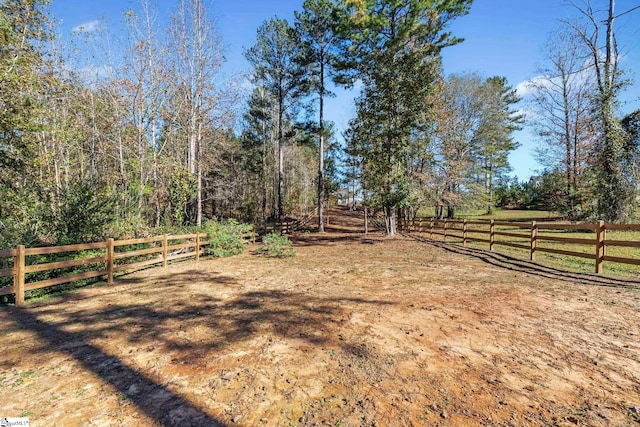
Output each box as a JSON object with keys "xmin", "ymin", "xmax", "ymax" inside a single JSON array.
[
  {"xmin": 415, "ymin": 207, "xmax": 563, "ymax": 221},
  {"xmin": 463, "ymin": 227, "xmax": 640, "ymax": 276},
  {"xmin": 411, "ymin": 211, "xmax": 640, "ymax": 277},
  {"xmin": 456, "ymin": 208, "xmax": 563, "ymax": 221}
]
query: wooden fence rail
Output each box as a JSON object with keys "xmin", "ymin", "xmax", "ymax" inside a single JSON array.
[
  {"xmin": 0, "ymin": 231, "xmax": 255, "ymax": 307},
  {"xmin": 260, "ymin": 206, "xmax": 320, "ymax": 235},
  {"xmin": 400, "ymin": 217, "xmax": 640, "ymax": 275}
]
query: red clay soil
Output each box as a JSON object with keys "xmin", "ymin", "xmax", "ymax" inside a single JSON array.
[{"xmin": 1, "ymin": 207, "xmax": 639, "ymax": 426}]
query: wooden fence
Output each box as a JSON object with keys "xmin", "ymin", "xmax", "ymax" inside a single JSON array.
[
  {"xmin": 399, "ymin": 218, "xmax": 640, "ymax": 274},
  {"xmin": 260, "ymin": 207, "xmax": 319, "ymax": 235},
  {"xmin": 0, "ymin": 231, "xmax": 255, "ymax": 307}
]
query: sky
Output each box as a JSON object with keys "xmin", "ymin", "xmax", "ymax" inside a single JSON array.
[{"xmin": 48, "ymin": 0, "xmax": 640, "ymax": 181}]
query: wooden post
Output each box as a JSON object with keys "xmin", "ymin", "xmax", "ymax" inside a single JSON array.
[
  {"xmin": 162, "ymin": 234, "xmax": 168, "ymax": 268},
  {"xmin": 107, "ymin": 238, "xmax": 114, "ymax": 285},
  {"xmin": 14, "ymin": 245, "xmax": 25, "ymax": 308},
  {"xmin": 443, "ymin": 219, "xmax": 448, "ymax": 242},
  {"xmin": 463, "ymin": 220, "xmax": 467, "ymax": 246},
  {"xmin": 195, "ymin": 233, "xmax": 200, "ymax": 262},
  {"xmin": 595, "ymin": 220, "xmax": 605, "ymax": 273},
  {"xmin": 430, "ymin": 219, "xmax": 434, "ymax": 239},
  {"xmin": 490, "ymin": 220, "xmax": 495, "ymax": 251},
  {"xmin": 530, "ymin": 221, "xmax": 537, "ymax": 261}
]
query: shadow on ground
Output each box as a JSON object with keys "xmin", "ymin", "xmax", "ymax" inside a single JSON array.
[
  {"xmin": 3, "ymin": 267, "xmax": 394, "ymax": 425},
  {"xmin": 406, "ymin": 233, "xmax": 640, "ymax": 289},
  {"xmin": 5, "ymin": 304, "xmax": 229, "ymax": 426}
]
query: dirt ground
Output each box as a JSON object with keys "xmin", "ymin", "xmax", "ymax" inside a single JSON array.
[{"xmin": 1, "ymin": 207, "xmax": 639, "ymax": 427}]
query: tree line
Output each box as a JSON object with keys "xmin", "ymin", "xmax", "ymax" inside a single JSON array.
[{"xmin": 1, "ymin": 0, "xmax": 638, "ymax": 249}]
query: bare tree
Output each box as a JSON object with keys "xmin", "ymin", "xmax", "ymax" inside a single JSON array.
[
  {"xmin": 527, "ymin": 28, "xmax": 596, "ymax": 218},
  {"xmin": 567, "ymin": 0, "xmax": 639, "ymax": 222},
  {"xmin": 168, "ymin": 0, "xmax": 226, "ymax": 226}
]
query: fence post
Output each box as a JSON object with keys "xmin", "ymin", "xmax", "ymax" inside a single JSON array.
[
  {"xmin": 530, "ymin": 221, "xmax": 537, "ymax": 261},
  {"xmin": 195, "ymin": 233, "xmax": 200, "ymax": 262},
  {"xmin": 595, "ymin": 220, "xmax": 605, "ymax": 273},
  {"xmin": 430, "ymin": 219, "xmax": 434, "ymax": 239},
  {"xmin": 107, "ymin": 238, "xmax": 114, "ymax": 285},
  {"xmin": 490, "ymin": 220, "xmax": 495, "ymax": 251},
  {"xmin": 14, "ymin": 245, "xmax": 25, "ymax": 308},
  {"xmin": 163, "ymin": 234, "xmax": 168, "ymax": 268},
  {"xmin": 463, "ymin": 220, "xmax": 467, "ymax": 246},
  {"xmin": 443, "ymin": 219, "xmax": 448, "ymax": 242}
]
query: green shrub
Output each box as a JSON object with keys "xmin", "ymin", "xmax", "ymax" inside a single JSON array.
[
  {"xmin": 203, "ymin": 219, "xmax": 253, "ymax": 257},
  {"xmin": 260, "ymin": 232, "xmax": 295, "ymax": 258}
]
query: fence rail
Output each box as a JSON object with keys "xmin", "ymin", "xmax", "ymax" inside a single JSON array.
[
  {"xmin": 260, "ymin": 207, "xmax": 320, "ymax": 235},
  {"xmin": 400, "ymin": 217, "xmax": 640, "ymax": 274},
  {"xmin": 0, "ymin": 231, "xmax": 255, "ymax": 307}
]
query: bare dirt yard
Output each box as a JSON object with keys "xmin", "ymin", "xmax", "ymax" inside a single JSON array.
[{"xmin": 1, "ymin": 207, "xmax": 639, "ymax": 426}]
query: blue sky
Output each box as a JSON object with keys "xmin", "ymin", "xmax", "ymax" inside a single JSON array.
[{"xmin": 49, "ymin": 0, "xmax": 640, "ymax": 181}]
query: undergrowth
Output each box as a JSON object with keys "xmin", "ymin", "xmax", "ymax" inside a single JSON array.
[{"xmin": 260, "ymin": 233, "xmax": 295, "ymax": 258}]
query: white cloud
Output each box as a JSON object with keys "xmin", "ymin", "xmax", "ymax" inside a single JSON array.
[
  {"xmin": 72, "ymin": 20, "xmax": 101, "ymax": 33},
  {"xmin": 515, "ymin": 76, "xmax": 552, "ymax": 98}
]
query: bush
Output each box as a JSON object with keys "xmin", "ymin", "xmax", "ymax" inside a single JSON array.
[
  {"xmin": 260, "ymin": 232, "xmax": 295, "ymax": 258},
  {"xmin": 202, "ymin": 219, "xmax": 253, "ymax": 257}
]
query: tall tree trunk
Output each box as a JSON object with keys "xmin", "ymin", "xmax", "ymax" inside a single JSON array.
[
  {"xmin": 197, "ymin": 159, "xmax": 203, "ymax": 226},
  {"xmin": 385, "ymin": 206, "xmax": 396, "ymax": 235},
  {"xmin": 317, "ymin": 59, "xmax": 325, "ymax": 233},
  {"xmin": 447, "ymin": 205, "xmax": 455, "ymax": 219},
  {"xmin": 485, "ymin": 157, "xmax": 494, "ymax": 215},
  {"xmin": 277, "ymin": 84, "xmax": 284, "ymax": 226},
  {"xmin": 261, "ymin": 99, "xmax": 268, "ymax": 221},
  {"xmin": 562, "ymin": 70, "xmax": 574, "ymax": 214}
]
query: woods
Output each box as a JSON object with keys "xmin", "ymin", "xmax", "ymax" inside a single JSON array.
[{"xmin": 1, "ymin": 0, "xmax": 639, "ymax": 249}]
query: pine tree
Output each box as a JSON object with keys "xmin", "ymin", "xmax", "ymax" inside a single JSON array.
[
  {"xmin": 335, "ymin": 0, "xmax": 471, "ymax": 234},
  {"xmin": 245, "ymin": 17, "xmax": 309, "ymax": 225}
]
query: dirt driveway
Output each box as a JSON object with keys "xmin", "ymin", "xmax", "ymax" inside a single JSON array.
[{"xmin": 1, "ymin": 208, "xmax": 639, "ymax": 426}]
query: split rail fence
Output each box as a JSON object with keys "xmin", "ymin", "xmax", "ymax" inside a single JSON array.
[
  {"xmin": 260, "ymin": 206, "xmax": 320, "ymax": 235},
  {"xmin": 400, "ymin": 218, "xmax": 640, "ymax": 275},
  {"xmin": 0, "ymin": 231, "xmax": 255, "ymax": 307}
]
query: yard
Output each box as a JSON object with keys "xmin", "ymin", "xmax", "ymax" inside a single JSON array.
[{"xmin": 1, "ymin": 208, "xmax": 639, "ymax": 426}]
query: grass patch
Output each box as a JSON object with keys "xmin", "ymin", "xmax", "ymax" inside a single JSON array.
[
  {"xmin": 457, "ymin": 208, "xmax": 562, "ymax": 221},
  {"xmin": 425, "ymin": 221, "xmax": 640, "ymax": 277}
]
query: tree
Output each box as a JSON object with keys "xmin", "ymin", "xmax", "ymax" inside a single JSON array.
[
  {"xmin": 122, "ymin": 0, "xmax": 167, "ymax": 225},
  {"xmin": 168, "ymin": 0, "xmax": 227, "ymax": 226},
  {"xmin": 0, "ymin": 0, "xmax": 49, "ymax": 181},
  {"xmin": 527, "ymin": 28, "xmax": 596, "ymax": 219},
  {"xmin": 245, "ymin": 17, "xmax": 308, "ymax": 225},
  {"xmin": 621, "ymin": 109, "xmax": 640, "ymax": 185},
  {"xmin": 336, "ymin": 0, "xmax": 472, "ymax": 234},
  {"xmin": 432, "ymin": 73, "xmax": 486, "ymax": 218},
  {"xmin": 0, "ymin": 0, "xmax": 51, "ymax": 235},
  {"xmin": 240, "ymin": 86, "xmax": 276, "ymax": 221},
  {"xmin": 568, "ymin": 0, "xmax": 639, "ymax": 222},
  {"xmin": 294, "ymin": 0, "xmax": 338, "ymax": 232},
  {"xmin": 475, "ymin": 76, "xmax": 523, "ymax": 214}
]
